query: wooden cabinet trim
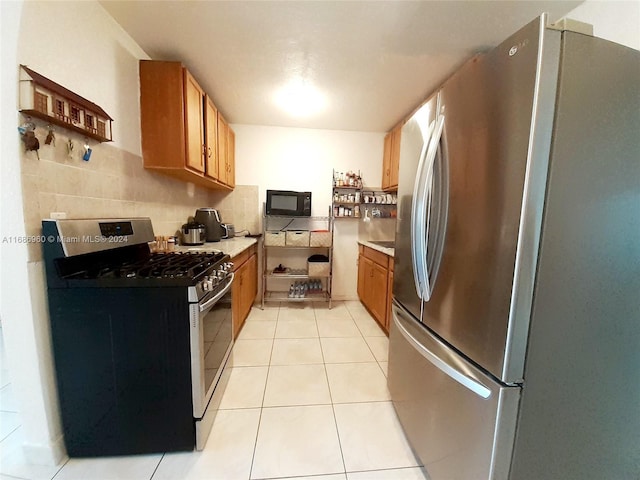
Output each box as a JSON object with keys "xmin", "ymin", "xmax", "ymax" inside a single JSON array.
[
  {"xmin": 231, "ymin": 250, "xmax": 250, "ymax": 271},
  {"xmin": 363, "ymin": 246, "xmax": 389, "ymax": 269},
  {"xmin": 231, "ymin": 249, "xmax": 258, "ymax": 339},
  {"xmin": 183, "ymin": 68, "xmax": 205, "ymax": 174},
  {"xmin": 204, "ymin": 95, "xmax": 218, "ymax": 180}
]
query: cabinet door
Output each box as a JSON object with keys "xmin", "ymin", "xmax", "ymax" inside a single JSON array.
[
  {"xmin": 357, "ymin": 254, "xmax": 367, "ymax": 302},
  {"xmin": 369, "ymin": 261, "xmax": 389, "ymax": 325},
  {"xmin": 246, "ymin": 254, "xmax": 257, "ymax": 311},
  {"xmin": 204, "ymin": 96, "xmax": 218, "ymax": 180},
  {"xmin": 140, "ymin": 61, "xmax": 186, "ymax": 170},
  {"xmin": 183, "ymin": 69, "xmax": 205, "ymax": 173},
  {"xmin": 389, "ymin": 126, "xmax": 401, "ymax": 188},
  {"xmin": 227, "ymin": 126, "xmax": 236, "ymax": 188},
  {"xmin": 217, "ymin": 113, "xmax": 229, "ymax": 185},
  {"xmin": 232, "ymin": 263, "xmax": 245, "ymax": 339},
  {"xmin": 382, "ymin": 131, "xmax": 393, "ymax": 190},
  {"xmin": 386, "ymin": 269, "xmax": 394, "ymax": 332}
]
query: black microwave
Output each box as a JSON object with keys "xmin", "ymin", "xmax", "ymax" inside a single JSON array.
[{"xmin": 266, "ymin": 190, "xmax": 312, "ymax": 217}]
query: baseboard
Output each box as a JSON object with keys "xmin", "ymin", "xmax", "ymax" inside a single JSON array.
[{"xmin": 22, "ymin": 433, "xmax": 67, "ymax": 467}]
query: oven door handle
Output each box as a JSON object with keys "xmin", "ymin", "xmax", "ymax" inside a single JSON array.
[{"xmin": 199, "ymin": 273, "xmax": 234, "ymax": 313}]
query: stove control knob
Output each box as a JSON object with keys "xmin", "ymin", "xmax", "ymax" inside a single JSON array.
[{"xmin": 202, "ymin": 280, "xmax": 210, "ymax": 291}]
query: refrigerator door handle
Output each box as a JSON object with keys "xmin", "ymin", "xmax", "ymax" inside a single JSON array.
[
  {"xmin": 413, "ymin": 113, "xmax": 445, "ymax": 301},
  {"xmin": 393, "ymin": 304, "xmax": 492, "ymax": 399},
  {"xmin": 411, "ymin": 121, "xmax": 435, "ymax": 300}
]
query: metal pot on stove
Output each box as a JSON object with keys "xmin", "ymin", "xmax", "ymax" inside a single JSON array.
[{"xmin": 181, "ymin": 220, "xmax": 206, "ymax": 245}]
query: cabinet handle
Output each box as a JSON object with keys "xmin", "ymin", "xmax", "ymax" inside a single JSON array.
[{"xmin": 208, "ymin": 147, "xmax": 212, "ymax": 158}]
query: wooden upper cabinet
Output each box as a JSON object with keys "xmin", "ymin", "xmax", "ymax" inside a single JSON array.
[
  {"xmin": 204, "ymin": 96, "xmax": 218, "ymax": 180},
  {"xmin": 183, "ymin": 69, "xmax": 205, "ymax": 174},
  {"xmin": 382, "ymin": 131, "xmax": 393, "ymax": 190},
  {"xmin": 139, "ymin": 60, "xmax": 233, "ymax": 191},
  {"xmin": 217, "ymin": 113, "xmax": 228, "ymax": 185},
  {"xmin": 389, "ymin": 125, "xmax": 401, "ymax": 188},
  {"xmin": 227, "ymin": 127, "xmax": 236, "ymax": 188},
  {"xmin": 382, "ymin": 124, "xmax": 401, "ymax": 191},
  {"xmin": 216, "ymin": 113, "xmax": 236, "ymax": 188}
]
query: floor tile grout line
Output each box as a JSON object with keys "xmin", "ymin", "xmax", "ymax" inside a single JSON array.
[
  {"xmin": 147, "ymin": 452, "xmax": 165, "ymax": 480},
  {"xmin": 1, "ymin": 472, "xmax": 31, "ymax": 480},
  {"xmin": 49, "ymin": 455, "xmax": 71, "ymax": 480},
  {"xmin": 327, "ymin": 355, "xmax": 349, "ymax": 477},
  {"xmin": 315, "ymin": 302, "xmax": 349, "ymax": 478},
  {"xmin": 247, "ymin": 400, "xmax": 266, "ymax": 480},
  {"xmin": 248, "ymin": 301, "xmax": 293, "ymax": 479},
  {"xmin": 246, "ymin": 302, "xmax": 278, "ymax": 480},
  {"xmin": 0, "ymin": 424, "xmax": 21, "ymax": 445},
  {"xmin": 251, "ymin": 303, "xmax": 315, "ymax": 480}
]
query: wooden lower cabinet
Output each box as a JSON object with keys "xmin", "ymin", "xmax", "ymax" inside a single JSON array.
[
  {"xmin": 357, "ymin": 245, "xmax": 392, "ymax": 334},
  {"xmin": 231, "ymin": 246, "xmax": 258, "ymax": 338},
  {"xmin": 386, "ymin": 259, "xmax": 394, "ymax": 331}
]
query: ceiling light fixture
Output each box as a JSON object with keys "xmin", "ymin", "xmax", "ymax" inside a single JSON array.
[{"xmin": 273, "ymin": 79, "xmax": 327, "ymax": 118}]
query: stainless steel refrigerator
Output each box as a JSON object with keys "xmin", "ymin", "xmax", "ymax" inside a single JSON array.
[{"xmin": 388, "ymin": 15, "xmax": 640, "ymax": 480}]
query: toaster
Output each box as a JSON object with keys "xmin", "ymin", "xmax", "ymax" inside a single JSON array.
[{"xmin": 221, "ymin": 224, "xmax": 235, "ymax": 239}]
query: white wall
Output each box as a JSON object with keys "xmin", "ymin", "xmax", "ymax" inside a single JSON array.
[
  {"xmin": 18, "ymin": 2, "xmax": 148, "ymax": 154},
  {"xmin": 1, "ymin": 0, "xmax": 151, "ymax": 466},
  {"xmin": 233, "ymin": 125, "xmax": 386, "ymax": 299},
  {"xmin": 234, "ymin": 125, "xmax": 384, "ymax": 216},
  {"xmin": 565, "ymin": 0, "xmax": 640, "ymax": 50},
  {"xmin": 0, "ymin": 0, "xmax": 64, "ymax": 466}
]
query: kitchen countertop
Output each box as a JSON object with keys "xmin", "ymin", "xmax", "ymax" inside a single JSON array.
[
  {"xmin": 358, "ymin": 240, "xmax": 395, "ymax": 257},
  {"xmin": 175, "ymin": 236, "xmax": 258, "ymax": 258}
]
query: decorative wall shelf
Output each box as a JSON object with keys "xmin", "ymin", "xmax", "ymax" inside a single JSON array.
[{"xmin": 19, "ymin": 65, "xmax": 113, "ymax": 143}]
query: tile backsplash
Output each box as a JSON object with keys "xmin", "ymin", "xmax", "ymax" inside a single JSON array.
[
  {"xmin": 20, "ymin": 126, "xmax": 259, "ymax": 261},
  {"xmin": 358, "ymin": 217, "xmax": 397, "ymax": 242}
]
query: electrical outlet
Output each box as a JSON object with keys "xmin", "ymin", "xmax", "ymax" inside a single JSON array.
[{"xmin": 50, "ymin": 212, "xmax": 67, "ymax": 219}]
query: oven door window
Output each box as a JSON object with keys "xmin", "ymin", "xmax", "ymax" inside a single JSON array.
[
  {"xmin": 202, "ymin": 291, "xmax": 232, "ymax": 397},
  {"xmin": 201, "ymin": 293, "xmax": 233, "ymax": 403},
  {"xmin": 191, "ymin": 283, "xmax": 234, "ymax": 419}
]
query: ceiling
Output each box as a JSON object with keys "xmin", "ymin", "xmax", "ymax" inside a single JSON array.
[{"xmin": 100, "ymin": 1, "xmax": 582, "ymax": 132}]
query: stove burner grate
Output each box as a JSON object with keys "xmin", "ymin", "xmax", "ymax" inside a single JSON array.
[{"xmin": 67, "ymin": 251, "xmax": 226, "ymax": 280}]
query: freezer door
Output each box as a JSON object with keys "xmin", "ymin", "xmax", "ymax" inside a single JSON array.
[
  {"xmin": 388, "ymin": 302, "xmax": 520, "ymax": 480},
  {"xmin": 419, "ymin": 17, "xmax": 559, "ymax": 383},
  {"xmin": 393, "ymin": 94, "xmax": 439, "ymax": 320}
]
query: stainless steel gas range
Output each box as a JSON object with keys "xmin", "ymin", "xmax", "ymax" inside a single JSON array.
[{"xmin": 42, "ymin": 218, "xmax": 233, "ymax": 456}]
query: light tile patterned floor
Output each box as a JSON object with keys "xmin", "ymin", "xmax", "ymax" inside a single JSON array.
[{"xmin": 0, "ymin": 303, "xmax": 428, "ymax": 480}]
